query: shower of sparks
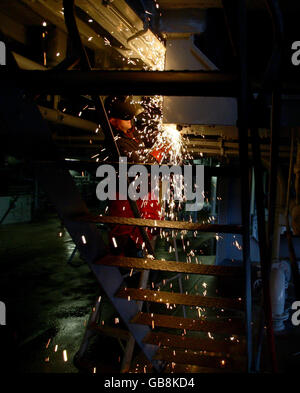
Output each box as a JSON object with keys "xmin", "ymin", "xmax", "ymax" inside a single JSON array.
[
  {"xmin": 154, "ymin": 124, "xmax": 183, "ymax": 164},
  {"xmin": 233, "ymin": 239, "xmax": 242, "ymax": 250},
  {"xmin": 103, "ymin": 37, "xmax": 111, "ymax": 46},
  {"xmin": 112, "ymin": 237, "xmax": 118, "ymax": 248},
  {"xmin": 63, "ymin": 350, "xmax": 68, "ymax": 362}
]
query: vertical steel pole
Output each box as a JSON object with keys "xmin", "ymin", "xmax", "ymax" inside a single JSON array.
[
  {"xmin": 251, "ymin": 121, "xmax": 277, "ymax": 372},
  {"xmin": 237, "ymin": 0, "xmax": 252, "ymax": 373},
  {"xmin": 285, "ymin": 131, "xmax": 300, "ymax": 299},
  {"xmin": 264, "ymin": 89, "xmax": 281, "ymax": 372}
]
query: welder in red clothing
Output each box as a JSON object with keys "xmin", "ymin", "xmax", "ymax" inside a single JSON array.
[{"xmin": 104, "ymin": 96, "xmax": 165, "ymax": 257}]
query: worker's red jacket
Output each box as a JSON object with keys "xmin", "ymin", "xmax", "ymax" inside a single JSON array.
[{"xmin": 109, "ymin": 126, "xmax": 164, "ymax": 248}]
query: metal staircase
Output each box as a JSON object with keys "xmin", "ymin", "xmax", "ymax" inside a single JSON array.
[
  {"xmin": 73, "ymin": 214, "xmax": 249, "ymax": 373},
  {"xmin": 63, "ymin": 0, "xmax": 253, "ymax": 373},
  {"xmin": 1, "ymin": 0, "xmax": 288, "ymax": 375}
]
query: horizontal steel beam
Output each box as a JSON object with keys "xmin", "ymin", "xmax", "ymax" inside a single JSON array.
[
  {"xmin": 0, "ymin": 70, "xmax": 238, "ymax": 96},
  {"xmin": 1, "ymin": 70, "xmax": 298, "ymax": 95}
]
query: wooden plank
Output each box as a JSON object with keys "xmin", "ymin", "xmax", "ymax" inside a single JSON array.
[
  {"xmin": 96, "ymin": 255, "xmax": 244, "ymax": 277},
  {"xmin": 74, "ymin": 214, "xmax": 243, "ymax": 234},
  {"xmin": 143, "ymin": 332, "xmax": 246, "ymax": 355},
  {"xmin": 116, "ymin": 288, "xmax": 244, "ymax": 310},
  {"xmin": 131, "ymin": 312, "xmax": 245, "ymax": 335}
]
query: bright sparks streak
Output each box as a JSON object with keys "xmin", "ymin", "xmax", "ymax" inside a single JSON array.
[
  {"xmin": 233, "ymin": 240, "xmax": 242, "ymax": 250},
  {"xmin": 112, "ymin": 237, "xmax": 118, "ymax": 248}
]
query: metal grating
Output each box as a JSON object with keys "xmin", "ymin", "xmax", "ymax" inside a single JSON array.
[
  {"xmin": 96, "ymin": 255, "xmax": 244, "ymax": 277},
  {"xmin": 153, "ymin": 348, "xmax": 239, "ymax": 370},
  {"xmin": 116, "ymin": 288, "xmax": 245, "ymax": 310},
  {"xmin": 74, "ymin": 214, "xmax": 243, "ymax": 234},
  {"xmin": 163, "ymin": 363, "xmax": 230, "ymax": 373},
  {"xmin": 143, "ymin": 331, "xmax": 246, "ymax": 355},
  {"xmin": 131, "ymin": 312, "xmax": 245, "ymax": 335}
]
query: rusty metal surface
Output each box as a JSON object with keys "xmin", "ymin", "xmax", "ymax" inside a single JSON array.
[
  {"xmin": 96, "ymin": 255, "xmax": 244, "ymax": 277},
  {"xmin": 75, "ymin": 214, "xmax": 243, "ymax": 234},
  {"xmin": 143, "ymin": 332, "xmax": 246, "ymax": 355},
  {"xmin": 131, "ymin": 312, "xmax": 245, "ymax": 335},
  {"xmin": 154, "ymin": 348, "xmax": 239, "ymax": 370},
  {"xmin": 116, "ymin": 288, "xmax": 244, "ymax": 310}
]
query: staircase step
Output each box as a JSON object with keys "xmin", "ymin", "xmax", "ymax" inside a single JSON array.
[
  {"xmin": 88, "ymin": 322, "xmax": 131, "ymax": 341},
  {"xmin": 75, "ymin": 214, "xmax": 243, "ymax": 234},
  {"xmin": 163, "ymin": 363, "xmax": 231, "ymax": 373},
  {"xmin": 131, "ymin": 312, "xmax": 245, "ymax": 335},
  {"xmin": 96, "ymin": 255, "xmax": 243, "ymax": 277},
  {"xmin": 153, "ymin": 348, "xmax": 242, "ymax": 370},
  {"xmin": 116, "ymin": 288, "xmax": 244, "ymax": 310},
  {"xmin": 143, "ymin": 332, "xmax": 246, "ymax": 355}
]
